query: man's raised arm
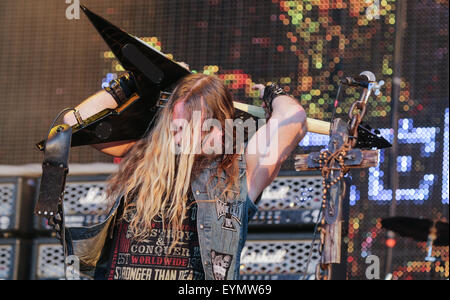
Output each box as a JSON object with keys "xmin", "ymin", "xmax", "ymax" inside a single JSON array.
[
  {"xmin": 245, "ymin": 87, "xmax": 307, "ymax": 202},
  {"xmin": 63, "ymin": 90, "xmax": 136, "ymax": 157}
]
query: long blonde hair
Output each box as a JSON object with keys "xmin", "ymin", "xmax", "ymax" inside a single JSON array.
[{"xmin": 106, "ymin": 73, "xmax": 240, "ymax": 247}]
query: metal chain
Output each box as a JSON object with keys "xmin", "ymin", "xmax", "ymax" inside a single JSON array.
[{"xmin": 348, "ymin": 97, "xmax": 368, "ymax": 147}]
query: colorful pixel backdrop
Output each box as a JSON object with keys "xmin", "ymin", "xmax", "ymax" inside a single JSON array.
[{"xmin": 0, "ymin": 0, "xmax": 448, "ymax": 279}]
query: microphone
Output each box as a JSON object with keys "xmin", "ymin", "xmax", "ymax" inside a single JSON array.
[{"xmin": 341, "ymin": 71, "xmax": 377, "ymax": 88}]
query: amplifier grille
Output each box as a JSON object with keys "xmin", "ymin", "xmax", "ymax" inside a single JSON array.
[
  {"xmin": 0, "ymin": 245, "xmax": 13, "ymax": 279},
  {"xmin": 259, "ymin": 176, "xmax": 322, "ymax": 210},
  {"xmin": 64, "ymin": 181, "xmax": 109, "ymax": 215},
  {"xmin": 35, "ymin": 243, "xmax": 65, "ymax": 279},
  {"xmin": 0, "ymin": 183, "xmax": 15, "ymax": 230},
  {"xmin": 239, "ymin": 239, "xmax": 320, "ymax": 276}
]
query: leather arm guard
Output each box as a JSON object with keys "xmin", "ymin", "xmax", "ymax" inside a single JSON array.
[{"xmin": 104, "ymin": 72, "xmax": 138, "ymax": 106}]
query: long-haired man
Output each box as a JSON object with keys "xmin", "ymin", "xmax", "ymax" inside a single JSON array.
[{"xmin": 63, "ymin": 72, "xmax": 307, "ymax": 280}]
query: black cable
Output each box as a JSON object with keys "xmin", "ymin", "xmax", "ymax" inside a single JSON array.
[{"xmin": 301, "ymin": 203, "xmax": 323, "ymax": 280}]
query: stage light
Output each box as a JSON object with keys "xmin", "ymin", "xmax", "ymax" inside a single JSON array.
[{"xmin": 386, "ymin": 238, "xmax": 396, "ymax": 248}]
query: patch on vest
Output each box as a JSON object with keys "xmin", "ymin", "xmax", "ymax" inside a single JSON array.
[
  {"xmin": 211, "ymin": 250, "xmax": 233, "ymax": 280},
  {"xmin": 215, "ymin": 199, "xmax": 242, "ymax": 231}
]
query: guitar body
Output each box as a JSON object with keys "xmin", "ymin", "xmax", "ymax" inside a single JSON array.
[{"xmin": 70, "ymin": 93, "xmax": 159, "ymax": 147}]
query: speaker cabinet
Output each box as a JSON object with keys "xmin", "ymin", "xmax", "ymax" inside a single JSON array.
[
  {"xmin": 30, "ymin": 238, "xmax": 65, "ymax": 280},
  {"xmin": 0, "ymin": 239, "xmax": 30, "ymax": 280},
  {"xmin": 249, "ymin": 171, "xmax": 322, "ymax": 230},
  {"xmin": 239, "ymin": 233, "xmax": 320, "ymax": 280},
  {"xmin": 0, "ymin": 177, "xmax": 35, "ymax": 237}
]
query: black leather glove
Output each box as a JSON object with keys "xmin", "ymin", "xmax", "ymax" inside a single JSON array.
[{"xmin": 104, "ymin": 72, "xmax": 137, "ymax": 106}]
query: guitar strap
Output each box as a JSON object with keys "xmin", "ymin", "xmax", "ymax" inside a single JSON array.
[{"xmin": 34, "ymin": 124, "xmax": 72, "ymax": 276}]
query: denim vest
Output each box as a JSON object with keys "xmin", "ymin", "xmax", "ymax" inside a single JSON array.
[{"xmin": 64, "ymin": 155, "xmax": 257, "ymax": 280}]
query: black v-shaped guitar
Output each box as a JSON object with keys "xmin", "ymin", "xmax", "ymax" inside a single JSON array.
[{"xmin": 36, "ymin": 5, "xmax": 192, "ymax": 150}]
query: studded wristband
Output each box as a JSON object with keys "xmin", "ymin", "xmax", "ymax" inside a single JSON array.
[{"xmin": 262, "ymin": 83, "xmax": 288, "ymax": 116}]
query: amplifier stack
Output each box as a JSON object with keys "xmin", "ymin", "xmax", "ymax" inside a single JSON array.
[
  {"xmin": 242, "ymin": 171, "xmax": 322, "ymax": 279},
  {"xmin": 0, "ymin": 177, "xmax": 35, "ymax": 280},
  {"xmin": 32, "ymin": 175, "xmax": 111, "ymax": 279},
  {"xmin": 0, "ymin": 171, "xmax": 327, "ymax": 280}
]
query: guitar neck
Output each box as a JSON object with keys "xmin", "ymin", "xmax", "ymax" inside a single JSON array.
[{"xmin": 233, "ymin": 101, "xmax": 330, "ymax": 135}]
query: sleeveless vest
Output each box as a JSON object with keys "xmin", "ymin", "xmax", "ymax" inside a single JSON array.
[{"xmin": 65, "ymin": 155, "xmax": 257, "ymax": 280}]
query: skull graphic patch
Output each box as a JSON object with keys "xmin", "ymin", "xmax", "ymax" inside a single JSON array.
[{"xmin": 211, "ymin": 250, "xmax": 233, "ymax": 280}]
